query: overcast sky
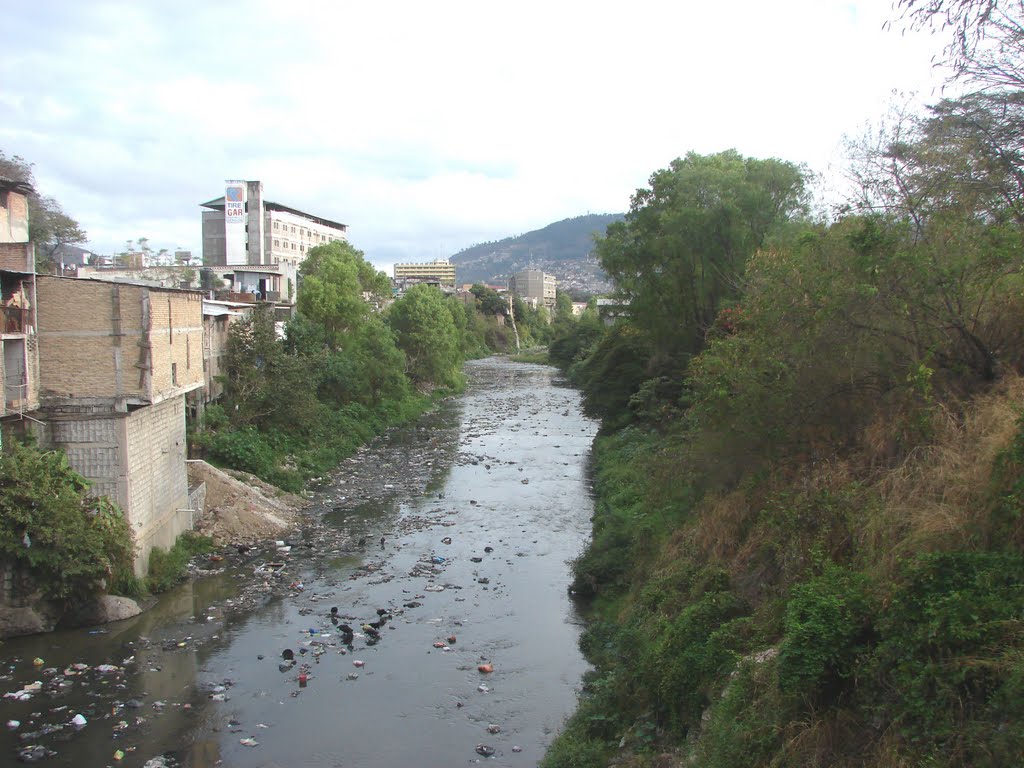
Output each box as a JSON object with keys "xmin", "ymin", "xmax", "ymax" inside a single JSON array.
[{"xmin": 1, "ymin": 1, "xmax": 952, "ymax": 274}]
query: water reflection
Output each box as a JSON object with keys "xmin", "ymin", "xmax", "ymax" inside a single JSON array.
[{"xmin": 0, "ymin": 358, "xmax": 597, "ymax": 768}]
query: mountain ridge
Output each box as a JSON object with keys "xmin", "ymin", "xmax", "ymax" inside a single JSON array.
[{"xmin": 448, "ymin": 212, "xmax": 623, "ymax": 294}]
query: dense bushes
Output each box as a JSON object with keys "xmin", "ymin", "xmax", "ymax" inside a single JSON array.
[
  {"xmin": 146, "ymin": 531, "xmax": 215, "ymax": 593},
  {"xmin": 542, "ymin": 42, "xmax": 1024, "ymax": 765},
  {"xmin": 0, "ymin": 441, "xmax": 134, "ymax": 602}
]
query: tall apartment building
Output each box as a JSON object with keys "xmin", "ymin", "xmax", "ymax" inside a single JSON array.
[
  {"xmin": 508, "ymin": 268, "xmax": 556, "ymax": 312},
  {"xmin": 393, "ymin": 259, "xmax": 457, "ymax": 286},
  {"xmin": 201, "ymin": 180, "xmax": 348, "ymax": 302}
]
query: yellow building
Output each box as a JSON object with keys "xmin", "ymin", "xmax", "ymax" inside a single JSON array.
[{"xmin": 393, "ymin": 259, "xmax": 456, "ymax": 286}]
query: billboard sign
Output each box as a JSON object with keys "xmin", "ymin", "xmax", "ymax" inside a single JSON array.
[{"xmin": 224, "ymin": 180, "xmax": 247, "ymax": 265}]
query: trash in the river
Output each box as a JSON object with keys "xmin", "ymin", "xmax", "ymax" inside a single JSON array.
[
  {"xmin": 352, "ymin": 660, "xmax": 365, "ymax": 667},
  {"xmin": 404, "ymin": 601, "xmax": 422, "ymax": 608},
  {"xmin": 447, "ymin": 635, "xmax": 457, "ymax": 644},
  {"xmin": 6, "ymin": 720, "xmax": 19, "ymax": 730},
  {"xmin": 477, "ymin": 683, "xmax": 490, "ymax": 692},
  {"xmin": 486, "ymin": 724, "xmax": 501, "ymax": 734},
  {"xmin": 282, "ymin": 649, "xmax": 295, "ymax": 661},
  {"xmin": 210, "ymin": 693, "xmax": 228, "ymax": 701},
  {"xmin": 346, "ymin": 672, "xmax": 359, "ymax": 680},
  {"xmin": 19, "ymin": 745, "xmax": 56, "ymax": 763},
  {"xmin": 484, "ymin": 546, "xmax": 494, "ymax": 553},
  {"xmin": 512, "ymin": 745, "xmax": 523, "ymax": 753},
  {"xmin": 478, "ymin": 663, "xmax": 494, "ymax": 673},
  {"xmin": 424, "ymin": 584, "xmax": 445, "ymax": 592},
  {"xmin": 433, "ymin": 642, "xmax": 446, "ymax": 648},
  {"xmin": 113, "ymin": 749, "xmax": 125, "ymax": 761},
  {"xmin": 431, "ymin": 555, "xmax": 446, "ymax": 564},
  {"xmin": 32, "ymin": 657, "xmax": 44, "ymax": 667},
  {"xmin": 239, "ymin": 737, "xmax": 259, "ymax": 747},
  {"xmin": 298, "ymin": 673, "xmax": 308, "ymax": 687},
  {"xmin": 70, "ymin": 714, "xmax": 87, "ymax": 727},
  {"xmin": 441, "ymin": 537, "xmax": 452, "ymax": 545},
  {"xmin": 475, "ymin": 744, "xmax": 496, "ymax": 757},
  {"xmin": 470, "ymin": 557, "xmax": 483, "ymax": 563},
  {"xmin": 477, "ymin": 577, "xmax": 489, "ymax": 584}
]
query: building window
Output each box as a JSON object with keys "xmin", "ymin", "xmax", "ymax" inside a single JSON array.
[
  {"xmin": 273, "ymin": 239, "xmax": 280, "ymax": 247},
  {"xmin": 273, "ymin": 221, "xmax": 279, "ymax": 229},
  {"xmin": 300, "ymin": 245, "xmax": 305, "ymax": 252},
  {"xmin": 290, "ymin": 226, "xmax": 296, "ymax": 233},
  {"xmin": 186, "ymin": 335, "xmax": 191, "ymax": 369},
  {"xmin": 172, "ymin": 362, "xmax": 178, "ymax": 386},
  {"xmin": 291, "ymin": 243, "xmax": 296, "ymax": 250}
]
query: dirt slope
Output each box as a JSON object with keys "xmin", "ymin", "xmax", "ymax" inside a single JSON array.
[{"xmin": 187, "ymin": 460, "xmax": 309, "ymax": 545}]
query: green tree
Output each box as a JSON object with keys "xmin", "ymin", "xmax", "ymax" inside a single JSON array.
[
  {"xmin": 298, "ymin": 241, "xmax": 390, "ymax": 349},
  {"xmin": 387, "ymin": 284, "xmax": 463, "ymax": 388},
  {"xmin": 554, "ymin": 290, "xmax": 574, "ymax": 324},
  {"xmin": 597, "ymin": 150, "xmax": 808, "ymax": 374},
  {"xmin": 221, "ymin": 305, "xmax": 321, "ymax": 433},
  {"xmin": 470, "ymin": 283, "xmax": 507, "ymax": 316}
]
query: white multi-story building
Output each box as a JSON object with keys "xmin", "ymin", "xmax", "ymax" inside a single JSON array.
[{"xmin": 201, "ymin": 180, "xmax": 348, "ymax": 302}]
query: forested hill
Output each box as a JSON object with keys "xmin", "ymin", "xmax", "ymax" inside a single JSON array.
[{"xmin": 450, "ymin": 213, "xmax": 622, "ymax": 294}]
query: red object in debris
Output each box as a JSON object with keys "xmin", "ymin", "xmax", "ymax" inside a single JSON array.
[
  {"xmin": 298, "ymin": 673, "xmax": 308, "ymax": 686},
  {"xmin": 477, "ymin": 663, "xmax": 494, "ymax": 674}
]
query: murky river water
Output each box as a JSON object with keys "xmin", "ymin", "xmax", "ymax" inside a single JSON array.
[{"xmin": 0, "ymin": 358, "xmax": 598, "ymax": 767}]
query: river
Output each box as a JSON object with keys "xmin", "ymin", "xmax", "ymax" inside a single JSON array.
[{"xmin": 0, "ymin": 358, "xmax": 599, "ymax": 767}]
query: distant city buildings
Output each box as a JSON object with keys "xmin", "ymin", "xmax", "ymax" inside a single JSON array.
[
  {"xmin": 508, "ymin": 268, "xmax": 556, "ymax": 313},
  {"xmin": 393, "ymin": 259, "xmax": 456, "ymax": 288},
  {"xmin": 201, "ymin": 180, "xmax": 348, "ymax": 303}
]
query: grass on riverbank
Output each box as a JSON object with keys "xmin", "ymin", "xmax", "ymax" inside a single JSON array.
[
  {"xmin": 543, "ymin": 376, "xmax": 1024, "ymax": 768},
  {"xmin": 189, "ymin": 391, "xmax": 442, "ymax": 493}
]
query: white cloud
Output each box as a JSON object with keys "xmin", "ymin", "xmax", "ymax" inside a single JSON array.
[{"xmin": 1, "ymin": 0, "xmax": 952, "ymax": 275}]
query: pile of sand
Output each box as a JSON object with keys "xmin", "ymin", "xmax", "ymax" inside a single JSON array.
[{"xmin": 187, "ymin": 460, "xmax": 309, "ymax": 546}]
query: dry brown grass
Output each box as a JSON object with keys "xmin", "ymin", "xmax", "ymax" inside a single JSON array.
[
  {"xmin": 859, "ymin": 373, "xmax": 1024, "ymax": 571},
  {"xmin": 691, "ymin": 489, "xmax": 752, "ymax": 562},
  {"xmin": 673, "ymin": 374, "xmax": 1023, "ymax": 605}
]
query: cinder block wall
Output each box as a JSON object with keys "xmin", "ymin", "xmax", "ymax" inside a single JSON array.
[{"xmin": 126, "ymin": 397, "xmax": 191, "ymax": 575}]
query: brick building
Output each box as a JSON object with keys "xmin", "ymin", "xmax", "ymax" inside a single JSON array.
[
  {"xmin": 35, "ymin": 276, "xmax": 204, "ymax": 574},
  {"xmin": 0, "ymin": 176, "xmax": 40, "ymax": 431}
]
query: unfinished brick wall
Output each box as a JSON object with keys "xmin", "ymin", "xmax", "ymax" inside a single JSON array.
[
  {"xmin": 36, "ymin": 277, "xmax": 203, "ymax": 403},
  {"xmin": 0, "ymin": 242, "xmax": 32, "ymax": 272},
  {"xmin": 148, "ymin": 289, "xmax": 204, "ymax": 396},
  {"xmin": 36, "ymin": 277, "xmax": 147, "ymax": 400}
]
